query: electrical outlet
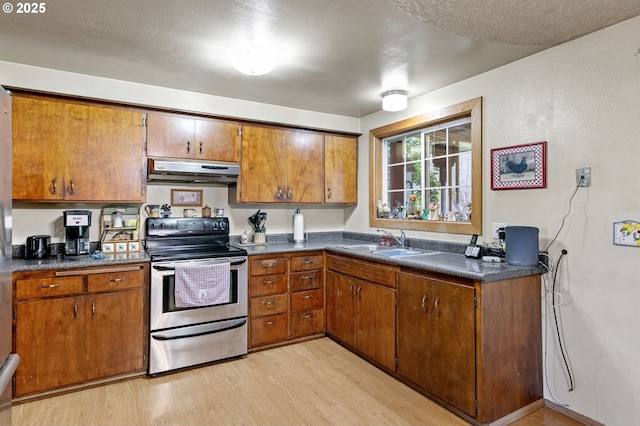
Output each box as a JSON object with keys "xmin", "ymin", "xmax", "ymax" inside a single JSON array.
[
  {"xmin": 576, "ymin": 167, "xmax": 591, "ymax": 187},
  {"xmin": 492, "ymin": 223, "xmax": 508, "ymax": 239}
]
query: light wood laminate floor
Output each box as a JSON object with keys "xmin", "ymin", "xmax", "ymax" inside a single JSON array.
[{"xmin": 13, "ymin": 338, "xmax": 581, "ymax": 425}]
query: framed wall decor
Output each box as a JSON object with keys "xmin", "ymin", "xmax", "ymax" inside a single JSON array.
[
  {"xmin": 171, "ymin": 189, "xmax": 203, "ymax": 206},
  {"xmin": 491, "ymin": 141, "xmax": 546, "ymax": 190}
]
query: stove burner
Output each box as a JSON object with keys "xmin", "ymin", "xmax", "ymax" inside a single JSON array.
[{"xmin": 145, "ymin": 217, "xmax": 247, "ymax": 261}]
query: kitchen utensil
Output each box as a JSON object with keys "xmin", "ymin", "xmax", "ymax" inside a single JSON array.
[{"xmin": 145, "ymin": 204, "xmax": 160, "ymax": 218}]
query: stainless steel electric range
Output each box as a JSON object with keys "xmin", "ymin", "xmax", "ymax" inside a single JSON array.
[{"xmin": 145, "ymin": 217, "xmax": 248, "ymax": 375}]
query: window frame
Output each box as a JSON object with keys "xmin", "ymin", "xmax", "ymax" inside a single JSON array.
[{"xmin": 369, "ymin": 97, "xmax": 482, "ymax": 235}]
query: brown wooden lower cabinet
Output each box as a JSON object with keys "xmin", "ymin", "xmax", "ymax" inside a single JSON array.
[
  {"xmin": 396, "ymin": 269, "xmax": 542, "ymax": 424},
  {"xmin": 13, "ymin": 264, "xmax": 148, "ymax": 398},
  {"xmin": 248, "ymin": 252, "xmax": 325, "ymax": 349},
  {"xmin": 326, "ymin": 254, "xmax": 397, "ymax": 371}
]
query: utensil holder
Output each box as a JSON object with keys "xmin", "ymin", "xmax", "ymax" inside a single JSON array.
[{"xmin": 254, "ymin": 232, "xmax": 266, "ymax": 245}]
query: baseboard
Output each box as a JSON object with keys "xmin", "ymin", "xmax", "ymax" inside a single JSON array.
[{"xmin": 545, "ymin": 399, "xmax": 604, "ymax": 426}]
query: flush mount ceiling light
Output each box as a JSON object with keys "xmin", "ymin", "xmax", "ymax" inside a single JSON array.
[
  {"xmin": 230, "ymin": 42, "xmax": 276, "ymax": 76},
  {"xmin": 382, "ymin": 90, "xmax": 408, "ymax": 112}
]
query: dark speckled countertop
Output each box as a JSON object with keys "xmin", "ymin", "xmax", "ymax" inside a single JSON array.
[
  {"xmin": 12, "ymin": 232, "xmax": 545, "ymax": 282},
  {"xmin": 12, "ymin": 251, "xmax": 150, "ymax": 273},
  {"xmin": 235, "ymin": 232, "xmax": 546, "ymax": 282}
]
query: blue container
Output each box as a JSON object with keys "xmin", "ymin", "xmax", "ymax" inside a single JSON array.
[{"xmin": 505, "ymin": 226, "xmax": 539, "ymax": 267}]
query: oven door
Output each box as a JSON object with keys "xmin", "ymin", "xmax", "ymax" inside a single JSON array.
[{"xmin": 150, "ymin": 256, "xmax": 247, "ymax": 331}]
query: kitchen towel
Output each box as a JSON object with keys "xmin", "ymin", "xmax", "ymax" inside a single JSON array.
[
  {"xmin": 174, "ymin": 263, "xmax": 231, "ymax": 308},
  {"xmin": 293, "ymin": 209, "xmax": 304, "ymax": 242}
]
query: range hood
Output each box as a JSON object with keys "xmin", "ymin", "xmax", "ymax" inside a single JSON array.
[{"xmin": 147, "ymin": 158, "xmax": 239, "ymax": 184}]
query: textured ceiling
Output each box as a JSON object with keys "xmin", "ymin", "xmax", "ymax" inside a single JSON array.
[{"xmin": 0, "ymin": 0, "xmax": 638, "ymax": 117}]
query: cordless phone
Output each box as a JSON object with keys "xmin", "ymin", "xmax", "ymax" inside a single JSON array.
[{"xmin": 464, "ymin": 234, "xmax": 482, "ymax": 258}]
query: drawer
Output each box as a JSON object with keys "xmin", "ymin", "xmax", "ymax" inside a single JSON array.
[
  {"xmin": 15, "ymin": 276, "xmax": 83, "ymax": 300},
  {"xmin": 250, "ymin": 274, "xmax": 288, "ymax": 297},
  {"xmin": 291, "ymin": 289, "xmax": 323, "ymax": 311},
  {"xmin": 290, "ymin": 270, "xmax": 323, "ymax": 292},
  {"xmin": 250, "ymin": 294, "xmax": 289, "ymax": 317},
  {"xmin": 87, "ymin": 269, "xmax": 144, "ymax": 293},
  {"xmin": 327, "ymin": 255, "xmax": 397, "ymax": 288},
  {"xmin": 290, "ymin": 254, "xmax": 324, "ymax": 272},
  {"xmin": 250, "ymin": 257, "xmax": 288, "ymax": 276},
  {"xmin": 250, "ymin": 313, "xmax": 289, "ymax": 347},
  {"xmin": 290, "ymin": 308, "xmax": 324, "ymax": 339}
]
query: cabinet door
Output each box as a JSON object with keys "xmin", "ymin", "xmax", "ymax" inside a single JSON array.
[
  {"xmin": 325, "ymin": 135, "xmax": 357, "ymax": 204},
  {"xmin": 397, "ymin": 272, "xmax": 476, "ymax": 416},
  {"xmin": 326, "ymin": 271, "xmax": 356, "ymax": 348},
  {"xmin": 12, "ymin": 95, "xmax": 66, "ymax": 200},
  {"xmin": 283, "ymin": 130, "xmax": 324, "ymax": 203},
  {"xmin": 240, "ymin": 125, "xmax": 285, "ymax": 202},
  {"xmin": 85, "ymin": 289, "xmax": 145, "ymax": 380},
  {"xmin": 355, "ymin": 280, "xmax": 396, "ymax": 371},
  {"xmin": 195, "ymin": 118, "xmax": 239, "ymax": 162},
  {"xmin": 14, "ymin": 297, "xmax": 86, "ymax": 396},
  {"xmin": 146, "ymin": 112, "xmax": 194, "ymax": 158},
  {"xmin": 64, "ymin": 104, "xmax": 145, "ymax": 202}
]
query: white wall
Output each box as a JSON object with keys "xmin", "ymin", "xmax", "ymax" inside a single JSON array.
[
  {"xmin": 3, "ymin": 15, "xmax": 639, "ymax": 425},
  {"xmin": 357, "ymin": 16, "xmax": 640, "ymax": 426}
]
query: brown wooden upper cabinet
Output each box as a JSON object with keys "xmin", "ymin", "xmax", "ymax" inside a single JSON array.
[
  {"xmin": 146, "ymin": 112, "xmax": 240, "ymax": 163},
  {"xmin": 231, "ymin": 124, "xmax": 358, "ymax": 204},
  {"xmin": 324, "ymin": 135, "xmax": 357, "ymax": 204},
  {"xmin": 12, "ymin": 92, "xmax": 146, "ymax": 202}
]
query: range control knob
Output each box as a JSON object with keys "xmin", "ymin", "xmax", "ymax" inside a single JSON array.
[{"xmin": 219, "ymin": 221, "xmax": 226, "ymax": 231}]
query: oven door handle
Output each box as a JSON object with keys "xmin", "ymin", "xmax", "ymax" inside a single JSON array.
[
  {"xmin": 151, "ymin": 318, "xmax": 247, "ymax": 341},
  {"xmin": 153, "ymin": 258, "xmax": 247, "ymax": 271}
]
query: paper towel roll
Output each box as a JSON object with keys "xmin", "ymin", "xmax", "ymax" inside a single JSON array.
[{"xmin": 293, "ymin": 209, "xmax": 304, "ymax": 242}]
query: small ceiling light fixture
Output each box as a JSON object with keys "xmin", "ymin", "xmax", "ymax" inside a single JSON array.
[
  {"xmin": 382, "ymin": 90, "xmax": 408, "ymax": 112},
  {"xmin": 230, "ymin": 41, "xmax": 276, "ymax": 76}
]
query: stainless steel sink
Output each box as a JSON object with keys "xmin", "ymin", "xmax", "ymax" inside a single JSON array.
[{"xmin": 341, "ymin": 244, "xmax": 440, "ymax": 257}]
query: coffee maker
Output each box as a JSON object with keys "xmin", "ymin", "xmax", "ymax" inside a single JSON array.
[{"xmin": 63, "ymin": 210, "xmax": 92, "ymax": 256}]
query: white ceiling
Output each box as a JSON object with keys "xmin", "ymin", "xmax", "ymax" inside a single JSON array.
[{"xmin": 1, "ymin": 0, "xmax": 638, "ymax": 117}]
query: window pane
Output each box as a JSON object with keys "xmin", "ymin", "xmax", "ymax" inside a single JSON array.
[
  {"xmin": 406, "ymin": 162, "xmax": 421, "ymax": 190},
  {"xmin": 387, "ymin": 139, "xmax": 403, "ymax": 164},
  {"xmin": 449, "ymin": 123, "xmax": 471, "ymax": 154},
  {"xmin": 387, "ymin": 164, "xmax": 404, "ymax": 190},
  {"xmin": 426, "ymin": 129, "xmax": 447, "ymax": 158},
  {"xmin": 405, "ymin": 135, "xmax": 421, "ymax": 161}
]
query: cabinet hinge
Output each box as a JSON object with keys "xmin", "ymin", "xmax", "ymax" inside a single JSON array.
[
  {"xmin": 395, "ymin": 357, "xmax": 398, "ymax": 369},
  {"xmin": 395, "ymin": 294, "xmax": 398, "ymax": 307},
  {"xmin": 142, "ymin": 116, "xmax": 147, "ymax": 127},
  {"xmin": 238, "ymin": 126, "xmax": 242, "ymax": 137},
  {"xmin": 474, "ymin": 296, "xmax": 477, "ymax": 307},
  {"xmin": 475, "ymin": 399, "xmax": 478, "ymax": 415},
  {"xmin": 13, "ymin": 308, "xmax": 16, "ymax": 320}
]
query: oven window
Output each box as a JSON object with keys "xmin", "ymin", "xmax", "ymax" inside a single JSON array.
[{"xmin": 162, "ymin": 268, "xmax": 239, "ymax": 312}]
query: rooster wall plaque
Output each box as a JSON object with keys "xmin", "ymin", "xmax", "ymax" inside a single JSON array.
[{"xmin": 490, "ymin": 141, "xmax": 546, "ymax": 190}]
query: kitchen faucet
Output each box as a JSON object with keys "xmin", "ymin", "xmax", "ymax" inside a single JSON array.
[{"xmin": 377, "ymin": 229, "xmax": 406, "ymax": 247}]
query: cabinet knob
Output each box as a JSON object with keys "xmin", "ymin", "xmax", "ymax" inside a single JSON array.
[
  {"xmin": 186, "ymin": 140, "xmax": 191, "ymax": 153},
  {"xmin": 327, "ymin": 188, "xmax": 332, "ymax": 199},
  {"xmin": 286, "ymin": 187, "xmax": 293, "ymax": 200},
  {"xmin": 199, "ymin": 141, "xmax": 203, "ymax": 155},
  {"xmin": 421, "ymin": 294, "xmax": 428, "ymax": 312},
  {"xmin": 50, "ymin": 178, "xmax": 57, "ymax": 195},
  {"xmin": 68, "ymin": 179, "xmax": 75, "ymax": 195}
]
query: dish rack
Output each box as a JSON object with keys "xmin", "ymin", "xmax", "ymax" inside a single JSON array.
[{"xmin": 100, "ymin": 206, "xmax": 141, "ymax": 253}]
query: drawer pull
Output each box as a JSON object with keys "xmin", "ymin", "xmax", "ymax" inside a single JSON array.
[
  {"xmin": 263, "ymin": 280, "xmax": 275, "ymax": 285},
  {"xmin": 349, "ymin": 283, "xmax": 355, "ymax": 298},
  {"xmin": 303, "ymin": 259, "xmax": 315, "ymax": 265},
  {"xmin": 73, "ymin": 303, "xmax": 78, "ymax": 320},
  {"xmin": 39, "ymin": 283, "xmax": 61, "ymax": 289},
  {"xmin": 262, "ymin": 261, "xmax": 279, "ymax": 268},
  {"xmin": 302, "ymin": 313, "xmax": 314, "ymax": 319},
  {"xmin": 302, "ymin": 295, "xmax": 314, "ymax": 300},
  {"xmin": 434, "ymin": 297, "xmax": 441, "ymax": 317},
  {"xmin": 91, "ymin": 301, "xmax": 96, "ymax": 317},
  {"xmin": 421, "ymin": 294, "xmax": 428, "ymax": 312},
  {"xmin": 301, "ymin": 276, "xmax": 313, "ymax": 281},
  {"xmin": 108, "ymin": 277, "xmax": 126, "ymax": 283},
  {"xmin": 262, "ymin": 300, "xmax": 277, "ymax": 306},
  {"xmin": 264, "ymin": 320, "xmax": 277, "ymax": 326}
]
